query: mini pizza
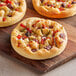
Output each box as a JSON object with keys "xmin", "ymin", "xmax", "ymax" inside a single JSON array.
[
  {"xmin": 11, "ymin": 17, "xmax": 68, "ymax": 60},
  {"xmin": 0, "ymin": 0, "xmax": 26, "ymax": 27},
  {"xmin": 32, "ymin": 0, "xmax": 76, "ymax": 18}
]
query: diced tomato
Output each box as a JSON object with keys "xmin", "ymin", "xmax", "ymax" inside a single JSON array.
[
  {"xmin": 53, "ymin": 30, "xmax": 59, "ymax": 37},
  {"xmin": 62, "ymin": 0, "xmax": 65, "ymax": 2},
  {"xmin": 3, "ymin": 18, "xmax": 6, "ymax": 22},
  {"xmin": 50, "ymin": 5, "xmax": 54, "ymax": 8},
  {"xmin": 59, "ymin": 7, "xmax": 64, "ymax": 11},
  {"xmin": 46, "ymin": 37, "xmax": 51, "ymax": 39},
  {"xmin": 44, "ymin": 2, "xmax": 48, "ymax": 5},
  {"xmin": 52, "ymin": 37, "xmax": 54, "ymax": 42},
  {"xmin": 26, "ymin": 28, "xmax": 29, "ymax": 31},
  {"xmin": 67, "ymin": 4, "xmax": 71, "ymax": 8},
  {"xmin": 17, "ymin": 35, "xmax": 22, "ymax": 39},
  {"xmin": 4, "ymin": 0, "xmax": 12, "ymax": 4},
  {"xmin": 20, "ymin": 23, "xmax": 32, "ymax": 33},
  {"xmin": 17, "ymin": 42, "xmax": 21, "ymax": 47},
  {"xmin": 0, "ymin": 4, "xmax": 3, "ymax": 7},
  {"xmin": 55, "ymin": 37, "xmax": 58, "ymax": 40},
  {"xmin": 15, "ymin": 8, "xmax": 19, "ymax": 11},
  {"xmin": 20, "ymin": 23, "xmax": 26, "ymax": 28},
  {"xmin": 57, "ymin": 0, "xmax": 61, "ymax": 2},
  {"xmin": 41, "ymin": 39, "xmax": 44, "ymax": 44},
  {"xmin": 52, "ymin": 37, "xmax": 54, "ymax": 45},
  {"xmin": 29, "ymin": 30, "xmax": 32, "ymax": 33},
  {"xmin": 29, "ymin": 41, "xmax": 32, "ymax": 44},
  {"xmin": 0, "ymin": 4, "xmax": 6, "ymax": 6},
  {"xmin": 57, "ymin": 0, "xmax": 65, "ymax": 2},
  {"xmin": 27, "ymin": 44, "xmax": 30, "ymax": 47},
  {"xmin": 32, "ymin": 20, "xmax": 40, "ymax": 27},
  {"xmin": 54, "ymin": 30, "xmax": 59, "ymax": 33},
  {"xmin": 49, "ymin": 26, "xmax": 53, "ymax": 28},
  {"xmin": 42, "ymin": 24, "xmax": 46, "ymax": 28},
  {"xmin": 36, "ymin": 20, "xmax": 40, "ymax": 23},
  {"xmin": 26, "ymin": 28, "xmax": 32, "ymax": 33}
]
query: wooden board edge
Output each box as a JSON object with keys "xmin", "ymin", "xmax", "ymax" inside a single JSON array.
[{"xmin": 44, "ymin": 54, "xmax": 76, "ymax": 73}]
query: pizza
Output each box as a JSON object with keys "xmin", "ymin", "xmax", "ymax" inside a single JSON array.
[
  {"xmin": 0, "ymin": 0, "xmax": 26, "ymax": 27},
  {"xmin": 11, "ymin": 17, "xmax": 68, "ymax": 60},
  {"xmin": 32, "ymin": 0, "xmax": 76, "ymax": 18}
]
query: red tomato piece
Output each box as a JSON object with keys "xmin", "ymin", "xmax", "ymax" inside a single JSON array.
[
  {"xmin": 17, "ymin": 35, "xmax": 22, "ymax": 39},
  {"xmin": 44, "ymin": 2, "xmax": 48, "ymax": 5},
  {"xmin": 27, "ymin": 44, "xmax": 30, "ymax": 47},
  {"xmin": 46, "ymin": 37, "xmax": 51, "ymax": 39},
  {"xmin": 32, "ymin": 20, "xmax": 40, "ymax": 27},
  {"xmin": 3, "ymin": 18, "xmax": 6, "ymax": 22},
  {"xmin": 42, "ymin": 24, "xmax": 46, "ymax": 28},
  {"xmin": 4, "ymin": 0, "xmax": 12, "ymax": 4},
  {"xmin": 17, "ymin": 42, "xmax": 21, "ymax": 47},
  {"xmin": 41, "ymin": 39, "xmax": 44, "ymax": 44},
  {"xmin": 15, "ymin": 9, "xmax": 19, "ymax": 11},
  {"xmin": 67, "ymin": 4, "xmax": 71, "ymax": 8},
  {"xmin": 57, "ymin": 0, "xmax": 64, "ymax": 2},
  {"xmin": 20, "ymin": 23, "xmax": 26, "ymax": 28},
  {"xmin": 57, "ymin": 0, "xmax": 61, "ymax": 1},
  {"xmin": 59, "ymin": 7, "xmax": 64, "ymax": 11},
  {"xmin": 36, "ymin": 20, "xmax": 40, "ymax": 23},
  {"xmin": 26, "ymin": 28, "xmax": 32, "ymax": 33},
  {"xmin": 53, "ymin": 30, "xmax": 59, "ymax": 37},
  {"xmin": 50, "ymin": 5, "xmax": 54, "ymax": 8},
  {"xmin": 0, "ymin": 4, "xmax": 6, "ymax": 6}
]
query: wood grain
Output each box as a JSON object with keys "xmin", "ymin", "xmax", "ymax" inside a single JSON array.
[{"xmin": 0, "ymin": 0, "xmax": 76, "ymax": 73}]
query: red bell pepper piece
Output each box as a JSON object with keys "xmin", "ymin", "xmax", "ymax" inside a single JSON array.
[
  {"xmin": 20, "ymin": 23, "xmax": 26, "ymax": 28},
  {"xmin": 4, "ymin": 0, "xmax": 12, "ymax": 4},
  {"xmin": 59, "ymin": 7, "xmax": 64, "ymax": 11},
  {"xmin": 3, "ymin": 18, "xmax": 6, "ymax": 22},
  {"xmin": 17, "ymin": 35, "xmax": 22, "ymax": 39},
  {"xmin": 41, "ymin": 39, "xmax": 44, "ymax": 44}
]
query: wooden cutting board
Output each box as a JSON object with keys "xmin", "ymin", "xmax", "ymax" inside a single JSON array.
[{"xmin": 0, "ymin": 0, "xmax": 76, "ymax": 73}]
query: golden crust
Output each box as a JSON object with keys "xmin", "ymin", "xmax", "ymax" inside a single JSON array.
[
  {"xmin": 11, "ymin": 17, "xmax": 68, "ymax": 60},
  {"xmin": 0, "ymin": 0, "xmax": 26, "ymax": 27},
  {"xmin": 32, "ymin": 0, "xmax": 76, "ymax": 18}
]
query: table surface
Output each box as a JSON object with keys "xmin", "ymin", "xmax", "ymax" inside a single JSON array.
[
  {"xmin": 0, "ymin": 51, "xmax": 76, "ymax": 76},
  {"xmin": 0, "ymin": 0, "xmax": 76, "ymax": 76}
]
